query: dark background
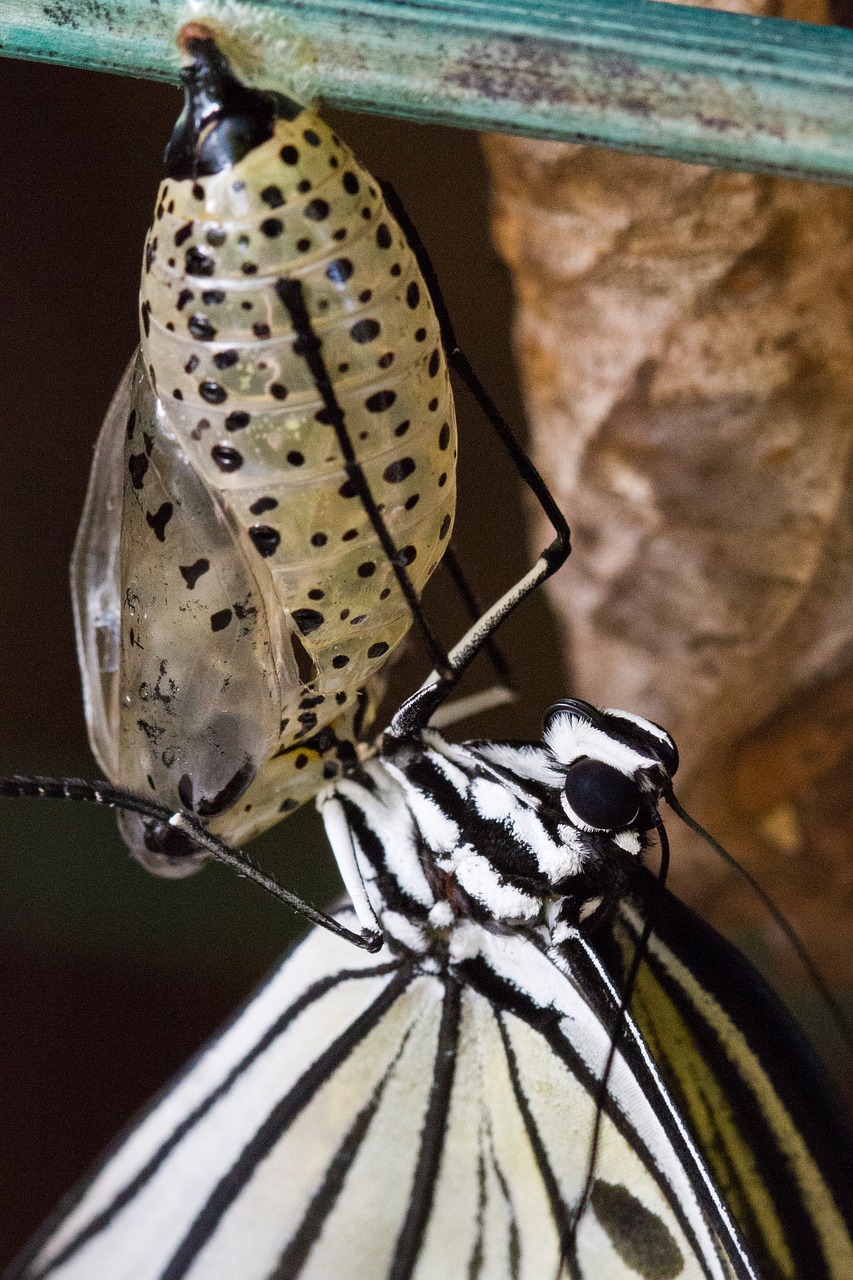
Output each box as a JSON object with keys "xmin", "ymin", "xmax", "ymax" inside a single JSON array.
[{"xmin": 0, "ymin": 56, "xmax": 567, "ymax": 1264}]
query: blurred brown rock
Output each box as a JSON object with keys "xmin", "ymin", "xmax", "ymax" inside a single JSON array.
[{"xmin": 483, "ymin": 0, "xmax": 853, "ymax": 983}]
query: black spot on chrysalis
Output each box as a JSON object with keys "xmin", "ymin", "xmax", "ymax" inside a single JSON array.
[
  {"xmin": 180, "ymin": 558, "xmax": 210, "ymax": 589},
  {"xmin": 146, "ymin": 502, "xmax": 174, "ymax": 542}
]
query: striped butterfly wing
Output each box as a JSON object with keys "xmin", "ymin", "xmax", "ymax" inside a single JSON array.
[
  {"xmin": 10, "ymin": 910, "xmax": 753, "ymax": 1280},
  {"xmin": 595, "ymin": 871, "xmax": 853, "ymax": 1280}
]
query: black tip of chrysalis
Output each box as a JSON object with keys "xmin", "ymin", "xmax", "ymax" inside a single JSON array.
[{"xmin": 165, "ymin": 37, "xmax": 302, "ymax": 180}]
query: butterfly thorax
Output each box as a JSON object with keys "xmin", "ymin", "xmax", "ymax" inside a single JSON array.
[{"xmin": 324, "ymin": 699, "xmax": 679, "ymax": 959}]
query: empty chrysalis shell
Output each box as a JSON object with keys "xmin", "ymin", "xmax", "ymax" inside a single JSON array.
[{"xmin": 71, "ymin": 38, "xmax": 457, "ymax": 874}]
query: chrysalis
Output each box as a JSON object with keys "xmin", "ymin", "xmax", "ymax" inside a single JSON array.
[{"xmin": 72, "ymin": 37, "xmax": 457, "ymax": 874}]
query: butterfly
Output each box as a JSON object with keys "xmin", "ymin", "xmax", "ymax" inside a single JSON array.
[
  {"xmin": 4, "ymin": 27, "xmax": 853, "ymax": 1280},
  {"xmin": 6, "ymin": 690, "xmax": 853, "ymax": 1279}
]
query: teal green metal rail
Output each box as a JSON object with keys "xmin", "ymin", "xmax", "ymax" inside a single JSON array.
[{"xmin": 2, "ymin": 0, "xmax": 853, "ymax": 183}]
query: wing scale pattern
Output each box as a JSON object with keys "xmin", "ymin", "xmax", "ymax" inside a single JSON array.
[{"xmin": 11, "ymin": 706, "xmax": 852, "ymax": 1280}]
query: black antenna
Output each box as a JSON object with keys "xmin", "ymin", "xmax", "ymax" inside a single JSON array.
[
  {"xmin": 0, "ymin": 775, "xmax": 383, "ymax": 953},
  {"xmin": 666, "ymin": 788, "xmax": 853, "ymax": 1055},
  {"xmin": 561, "ymin": 817, "xmax": 671, "ymax": 1272}
]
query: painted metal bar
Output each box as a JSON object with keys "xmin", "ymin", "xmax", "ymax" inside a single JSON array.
[{"xmin": 2, "ymin": 0, "xmax": 853, "ymax": 182}]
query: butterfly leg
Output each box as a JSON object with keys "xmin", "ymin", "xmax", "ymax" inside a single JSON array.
[
  {"xmin": 378, "ymin": 180, "xmax": 571, "ymax": 736},
  {"xmin": 318, "ymin": 791, "xmax": 383, "ymax": 937}
]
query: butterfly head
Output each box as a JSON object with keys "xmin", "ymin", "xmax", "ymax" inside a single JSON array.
[
  {"xmin": 358, "ymin": 699, "xmax": 680, "ymax": 942},
  {"xmin": 542, "ymin": 698, "xmax": 678, "ymax": 839}
]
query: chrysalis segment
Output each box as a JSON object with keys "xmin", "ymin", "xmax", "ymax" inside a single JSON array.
[{"xmin": 73, "ymin": 41, "xmax": 456, "ymax": 865}]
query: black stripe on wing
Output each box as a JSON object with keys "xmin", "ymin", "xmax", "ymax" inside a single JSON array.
[
  {"xmin": 606, "ymin": 872, "xmax": 853, "ymax": 1280},
  {"xmin": 16, "ymin": 958, "xmax": 404, "ymax": 1280},
  {"xmin": 456, "ymin": 950, "xmax": 724, "ymax": 1280},
  {"xmin": 464, "ymin": 1117, "xmax": 522, "ymax": 1280},
  {"xmin": 389, "ymin": 978, "xmax": 461, "ymax": 1280},
  {"xmin": 634, "ymin": 873, "xmax": 853, "ymax": 1207},
  {"xmin": 486, "ymin": 1124, "xmax": 521, "ymax": 1279},
  {"xmin": 562, "ymin": 943, "xmax": 733, "ymax": 1280},
  {"xmin": 271, "ymin": 1019, "xmax": 420, "ymax": 1276},
  {"xmin": 496, "ymin": 1015, "xmax": 581, "ymax": 1280},
  {"xmin": 159, "ymin": 966, "xmax": 416, "ymax": 1280},
  {"xmin": 467, "ymin": 1145, "xmax": 488, "ymax": 1280},
  {"xmin": 463, "ymin": 1117, "xmax": 523, "ymax": 1280}
]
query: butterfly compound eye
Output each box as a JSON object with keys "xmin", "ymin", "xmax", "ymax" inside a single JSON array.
[{"xmin": 563, "ymin": 760, "xmax": 641, "ymax": 830}]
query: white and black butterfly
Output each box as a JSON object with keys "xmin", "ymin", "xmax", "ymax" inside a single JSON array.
[
  {"xmin": 6, "ymin": 693, "xmax": 853, "ymax": 1279},
  {"xmin": 3, "ymin": 31, "xmax": 853, "ymax": 1280}
]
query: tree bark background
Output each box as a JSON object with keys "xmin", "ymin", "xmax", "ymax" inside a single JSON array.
[{"xmin": 483, "ymin": 0, "xmax": 853, "ymax": 987}]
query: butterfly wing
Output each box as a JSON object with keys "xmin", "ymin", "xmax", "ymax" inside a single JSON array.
[
  {"xmin": 12, "ymin": 920, "xmax": 409, "ymax": 1280},
  {"xmin": 455, "ymin": 930, "xmax": 752, "ymax": 1280},
  {"xmin": 12, "ymin": 909, "xmax": 758, "ymax": 1280},
  {"xmin": 596, "ymin": 872, "xmax": 853, "ymax": 1280}
]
